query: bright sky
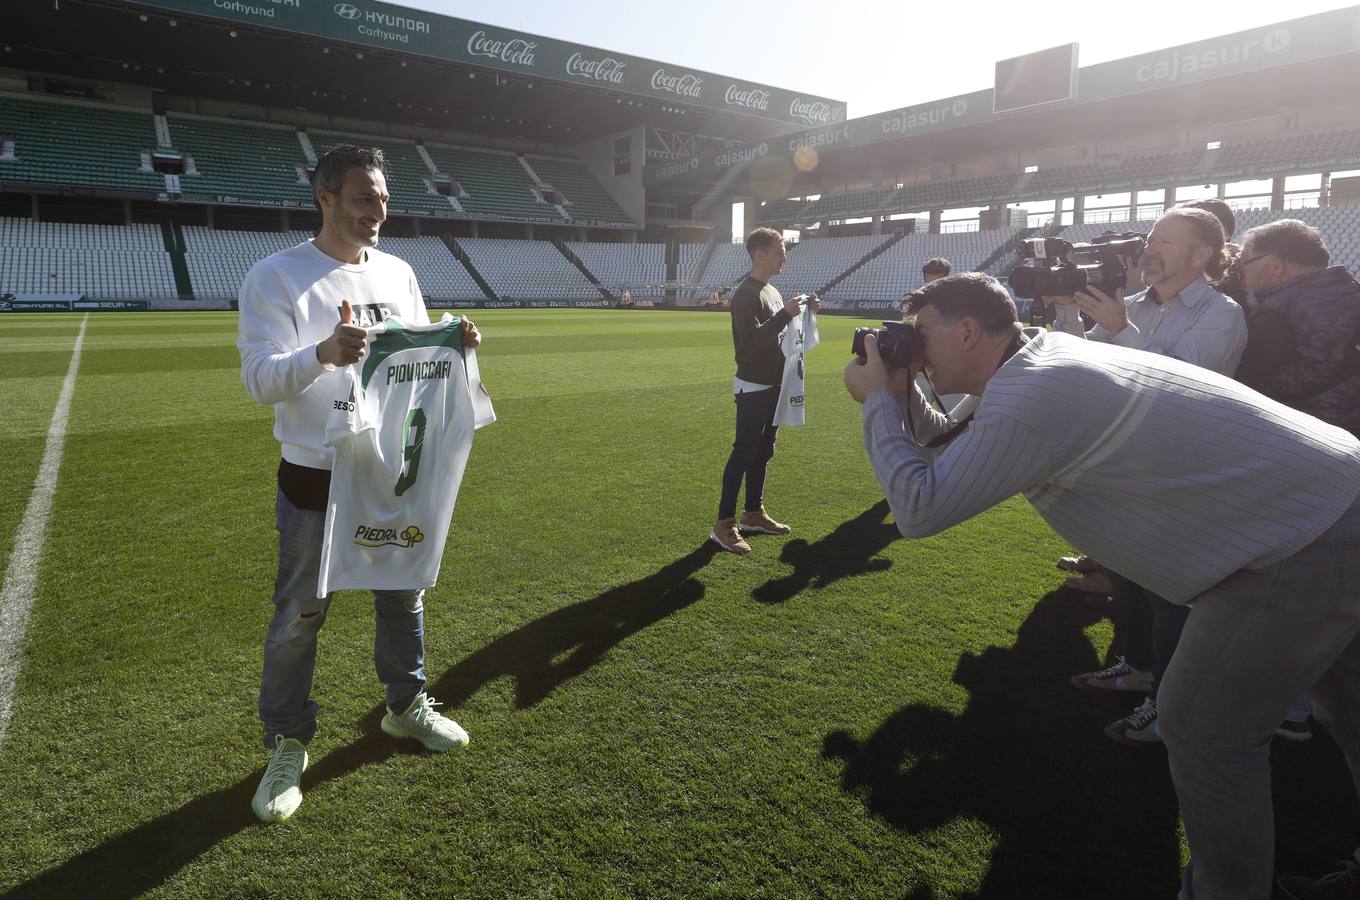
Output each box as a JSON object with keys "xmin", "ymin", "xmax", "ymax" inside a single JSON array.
[{"xmin": 400, "ymin": 0, "xmax": 1355, "ymax": 119}]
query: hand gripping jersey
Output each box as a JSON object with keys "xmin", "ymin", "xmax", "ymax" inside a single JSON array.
[
  {"xmin": 773, "ymin": 304, "xmax": 820, "ymax": 426},
  {"xmin": 318, "ymin": 315, "xmax": 495, "ymax": 596}
]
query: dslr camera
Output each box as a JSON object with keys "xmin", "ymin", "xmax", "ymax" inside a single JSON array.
[
  {"xmin": 851, "ymin": 321, "xmax": 922, "ymax": 368},
  {"xmin": 1008, "ymin": 231, "xmax": 1146, "ymax": 300}
]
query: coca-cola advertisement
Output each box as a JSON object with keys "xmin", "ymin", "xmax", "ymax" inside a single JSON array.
[
  {"xmin": 788, "ymin": 98, "xmax": 839, "ymax": 126},
  {"xmin": 565, "ymin": 52, "xmax": 626, "ymax": 84},
  {"xmin": 651, "ymin": 68, "xmax": 704, "ymax": 98},
  {"xmin": 466, "ymin": 30, "xmax": 537, "ymax": 67},
  {"xmin": 724, "ymin": 85, "xmax": 771, "ymax": 111}
]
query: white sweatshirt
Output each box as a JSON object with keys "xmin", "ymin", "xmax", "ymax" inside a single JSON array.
[{"xmin": 236, "ymin": 240, "xmax": 429, "ymax": 469}]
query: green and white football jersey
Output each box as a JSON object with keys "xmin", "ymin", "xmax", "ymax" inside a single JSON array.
[
  {"xmin": 318, "ymin": 315, "xmax": 495, "ymax": 596},
  {"xmin": 774, "ymin": 305, "xmax": 820, "ymax": 426}
]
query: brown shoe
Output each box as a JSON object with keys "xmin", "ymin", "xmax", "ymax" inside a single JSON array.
[
  {"xmin": 1065, "ymin": 572, "xmax": 1113, "ymax": 594},
  {"xmin": 738, "ymin": 507, "xmax": 791, "ymax": 536},
  {"xmin": 710, "ymin": 518, "xmax": 751, "ymax": 555}
]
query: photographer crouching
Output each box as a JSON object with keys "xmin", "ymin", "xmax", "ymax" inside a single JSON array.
[{"xmin": 843, "ymin": 271, "xmax": 1360, "ymax": 900}]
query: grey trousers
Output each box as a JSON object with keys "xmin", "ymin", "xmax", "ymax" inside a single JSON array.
[{"xmin": 1159, "ymin": 496, "xmax": 1360, "ymax": 900}]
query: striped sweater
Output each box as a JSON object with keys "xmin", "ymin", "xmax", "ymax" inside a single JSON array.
[{"xmin": 863, "ymin": 331, "xmax": 1360, "ymax": 603}]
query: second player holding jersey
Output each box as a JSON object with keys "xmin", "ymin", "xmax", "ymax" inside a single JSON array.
[
  {"xmin": 774, "ymin": 303, "xmax": 820, "ymax": 426},
  {"xmin": 318, "ymin": 314, "xmax": 495, "ymax": 596}
]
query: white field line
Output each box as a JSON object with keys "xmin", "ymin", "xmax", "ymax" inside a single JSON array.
[{"xmin": 0, "ymin": 314, "xmax": 89, "ymax": 751}]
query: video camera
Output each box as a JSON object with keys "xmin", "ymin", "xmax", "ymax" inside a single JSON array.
[
  {"xmin": 1008, "ymin": 231, "xmax": 1146, "ymax": 300},
  {"xmin": 851, "ymin": 321, "xmax": 922, "ymax": 369}
]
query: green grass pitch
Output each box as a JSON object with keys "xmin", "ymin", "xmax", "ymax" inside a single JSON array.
[{"xmin": 0, "ymin": 310, "xmax": 1353, "ymax": 898}]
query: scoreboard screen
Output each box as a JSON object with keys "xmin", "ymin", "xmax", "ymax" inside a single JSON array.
[{"xmin": 994, "ymin": 43, "xmax": 1079, "ymax": 113}]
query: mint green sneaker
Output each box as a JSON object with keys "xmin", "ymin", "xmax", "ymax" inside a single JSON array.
[
  {"xmin": 252, "ymin": 736, "xmax": 308, "ymax": 823},
  {"xmin": 380, "ymin": 692, "xmax": 469, "ymax": 752}
]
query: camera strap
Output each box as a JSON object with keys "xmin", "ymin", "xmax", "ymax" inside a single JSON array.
[{"xmin": 907, "ymin": 330, "xmax": 1029, "ymax": 450}]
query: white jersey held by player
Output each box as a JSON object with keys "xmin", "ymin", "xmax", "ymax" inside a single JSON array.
[
  {"xmin": 774, "ymin": 301, "xmax": 820, "ymax": 426},
  {"xmin": 319, "ymin": 314, "xmax": 495, "ymax": 596}
]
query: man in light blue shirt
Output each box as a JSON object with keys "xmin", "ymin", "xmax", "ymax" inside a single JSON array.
[
  {"xmin": 1075, "ymin": 207, "xmax": 1246, "ymax": 374},
  {"xmin": 1048, "ymin": 209, "xmax": 1249, "ymax": 745}
]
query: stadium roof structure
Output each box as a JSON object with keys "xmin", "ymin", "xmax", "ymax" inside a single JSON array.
[
  {"xmin": 646, "ymin": 6, "xmax": 1360, "ymax": 203},
  {"xmin": 2, "ymin": 0, "xmax": 844, "ymax": 146}
]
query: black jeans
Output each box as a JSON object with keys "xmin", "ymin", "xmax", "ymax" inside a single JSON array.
[
  {"xmin": 1108, "ymin": 569, "xmax": 1191, "ymax": 698},
  {"xmin": 718, "ymin": 387, "xmax": 779, "ymax": 520}
]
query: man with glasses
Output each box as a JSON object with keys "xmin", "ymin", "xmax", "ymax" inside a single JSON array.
[{"xmin": 1236, "ymin": 218, "xmax": 1360, "ymax": 437}]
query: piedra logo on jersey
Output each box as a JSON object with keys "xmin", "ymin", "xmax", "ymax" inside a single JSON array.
[{"xmin": 354, "ymin": 524, "xmax": 425, "ymax": 549}]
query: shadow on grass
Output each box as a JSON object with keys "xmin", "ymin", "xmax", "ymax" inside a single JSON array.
[
  {"xmin": 751, "ymin": 500, "xmax": 898, "ymax": 605},
  {"xmin": 3, "ymin": 543, "xmax": 720, "ymax": 899},
  {"xmin": 823, "ymin": 588, "xmax": 1182, "ymax": 898},
  {"xmin": 821, "ymin": 588, "xmax": 1360, "ymax": 899}
]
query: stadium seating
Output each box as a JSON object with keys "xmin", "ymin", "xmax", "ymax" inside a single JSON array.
[
  {"xmin": 375, "ymin": 236, "xmax": 488, "ymax": 301},
  {"xmin": 181, "ymin": 226, "xmax": 312, "ymax": 300},
  {"xmin": 425, "ymin": 145, "xmax": 560, "ymax": 222},
  {"xmin": 695, "ymin": 242, "xmax": 753, "ymax": 293},
  {"xmin": 825, "ymin": 228, "xmax": 1023, "ymax": 303},
  {"xmin": 457, "ymin": 238, "xmax": 600, "ymax": 300},
  {"xmin": 169, "ymin": 115, "xmax": 312, "ymax": 206},
  {"xmin": 181, "ymin": 228, "xmax": 489, "ymax": 301},
  {"xmin": 678, "ymin": 242, "xmax": 708, "ymax": 283},
  {"xmin": 755, "ymin": 197, "xmax": 813, "ymax": 224},
  {"xmin": 566, "ymin": 241, "xmax": 665, "ymax": 298},
  {"xmin": 770, "ymin": 234, "xmax": 894, "ymax": 296},
  {"xmin": 759, "ymin": 128, "xmax": 1360, "ymax": 227},
  {"xmin": 0, "ymin": 217, "xmax": 177, "ymax": 297},
  {"xmin": 0, "ymin": 95, "xmax": 164, "ymax": 193},
  {"xmin": 527, "ymin": 156, "xmax": 634, "ymax": 226}
]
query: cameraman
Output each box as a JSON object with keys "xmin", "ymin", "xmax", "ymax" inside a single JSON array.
[
  {"xmin": 843, "ymin": 271, "xmax": 1360, "ymax": 900},
  {"xmin": 1069, "ymin": 207, "xmax": 1247, "ymax": 373},
  {"xmin": 710, "ymin": 227, "xmax": 819, "ymax": 555}
]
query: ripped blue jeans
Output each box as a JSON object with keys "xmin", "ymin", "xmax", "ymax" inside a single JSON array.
[{"xmin": 259, "ymin": 490, "xmax": 427, "ymax": 748}]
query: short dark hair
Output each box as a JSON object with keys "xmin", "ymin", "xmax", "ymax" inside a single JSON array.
[
  {"xmin": 905, "ymin": 272, "xmax": 1017, "ymax": 336},
  {"xmin": 1243, "ymin": 218, "xmax": 1330, "ymax": 269},
  {"xmin": 922, "ymin": 257, "xmax": 952, "ymax": 278},
  {"xmin": 1176, "ymin": 198, "xmax": 1236, "ymax": 241},
  {"xmin": 311, "ymin": 144, "xmax": 387, "ymax": 197},
  {"xmin": 744, "ymin": 227, "xmax": 784, "ymax": 257}
]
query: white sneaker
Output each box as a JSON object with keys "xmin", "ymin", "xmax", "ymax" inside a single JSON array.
[
  {"xmin": 381, "ymin": 692, "xmax": 469, "ymax": 752},
  {"xmin": 252, "ymin": 735, "xmax": 308, "ymax": 823}
]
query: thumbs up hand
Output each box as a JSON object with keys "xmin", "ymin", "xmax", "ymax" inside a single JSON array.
[{"xmin": 316, "ymin": 298, "xmax": 369, "ymax": 367}]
